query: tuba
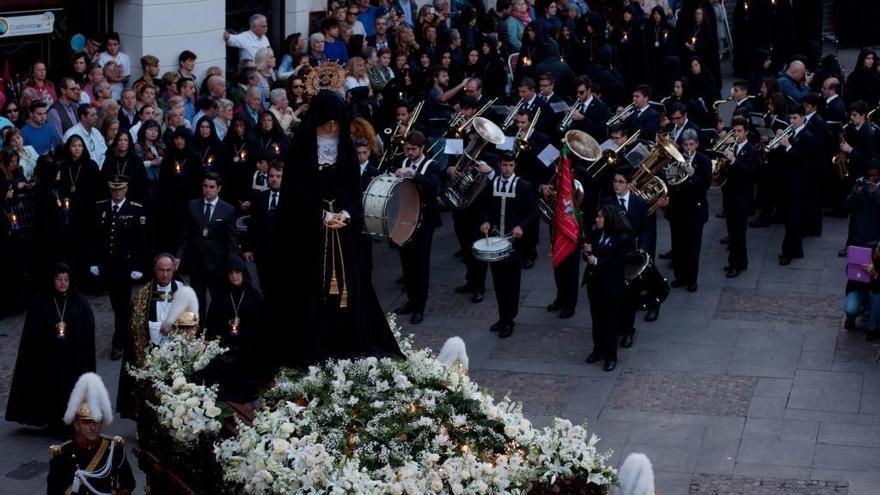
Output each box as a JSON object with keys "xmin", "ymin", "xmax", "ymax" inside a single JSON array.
[
  {"xmin": 587, "ymin": 130, "xmax": 641, "ymax": 179},
  {"xmin": 708, "ymin": 129, "xmax": 736, "ymax": 188},
  {"xmin": 444, "ymin": 117, "xmax": 506, "ymax": 208},
  {"xmin": 832, "ymin": 122, "xmax": 851, "ymax": 180},
  {"xmin": 537, "ymin": 130, "xmax": 601, "ymax": 222},
  {"xmin": 632, "ymin": 136, "xmax": 687, "ymax": 186},
  {"xmin": 632, "ymin": 175, "xmax": 669, "ymax": 216}
]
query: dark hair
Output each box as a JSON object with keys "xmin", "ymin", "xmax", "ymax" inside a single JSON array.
[
  {"xmin": 731, "ymin": 116, "xmax": 749, "ymax": 130},
  {"xmin": 608, "ymin": 122, "xmax": 628, "ymax": 136},
  {"xmin": 77, "ymin": 104, "xmax": 94, "ymax": 119},
  {"xmin": 597, "ymin": 204, "xmax": 629, "ymax": 235},
  {"xmin": 826, "ymin": 78, "xmax": 841, "ymax": 93},
  {"xmin": 802, "ymin": 93, "xmax": 822, "ymax": 107},
  {"xmin": 850, "ymin": 100, "xmax": 870, "ymax": 115},
  {"xmin": 499, "ymin": 152, "xmax": 516, "ymax": 162},
  {"xmin": 203, "ymin": 171, "xmax": 222, "ymax": 186},
  {"xmin": 137, "ymin": 104, "xmax": 154, "ymax": 117},
  {"xmin": 320, "ymin": 17, "xmax": 340, "ymax": 33},
  {"xmin": 634, "ymin": 84, "xmax": 652, "ymax": 98},
  {"xmin": 238, "ymin": 68, "xmax": 257, "ymax": 85},
  {"xmin": 669, "ymin": 102, "xmax": 687, "ymax": 116},
  {"xmin": 431, "ymin": 65, "xmax": 447, "ymax": 80},
  {"xmin": 538, "ymin": 72, "xmax": 554, "ymax": 85},
  {"xmin": 732, "ymin": 80, "xmax": 749, "ymax": 91},
  {"xmin": 354, "ymin": 138, "xmax": 370, "ymax": 148},
  {"xmin": 29, "ymin": 100, "xmax": 48, "ymax": 112},
  {"xmin": 614, "ymin": 166, "xmax": 634, "ymax": 182},
  {"xmin": 269, "ymin": 160, "xmax": 284, "ymax": 172},
  {"xmin": 518, "ymin": 77, "xmax": 536, "ymax": 90},
  {"xmin": 197, "ymin": 95, "xmax": 216, "ymax": 111},
  {"xmin": 405, "ymin": 130, "xmax": 427, "ymax": 147},
  {"xmin": 788, "ymin": 103, "xmax": 806, "ymax": 116},
  {"xmin": 179, "ymin": 50, "xmax": 197, "ymax": 63},
  {"xmin": 105, "ymin": 32, "xmax": 120, "ymax": 43},
  {"xmin": 574, "ymin": 75, "xmax": 592, "ymax": 91},
  {"xmin": 284, "ymin": 33, "xmax": 302, "ymax": 55}
]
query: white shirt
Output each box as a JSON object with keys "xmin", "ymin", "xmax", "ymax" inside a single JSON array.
[
  {"xmin": 826, "ymin": 94, "xmax": 839, "ymax": 105},
  {"xmin": 149, "ymin": 283, "xmax": 173, "ymax": 344},
  {"xmin": 351, "ymin": 20, "xmax": 366, "ymax": 37},
  {"xmin": 63, "ymin": 123, "xmax": 107, "ymax": 169},
  {"xmin": 615, "ymin": 190, "xmax": 631, "ymax": 211},
  {"xmin": 359, "ymin": 161, "xmax": 369, "ymax": 176},
  {"xmin": 226, "ymin": 30, "xmax": 272, "ymax": 61},
  {"xmin": 96, "ymin": 51, "xmax": 132, "ymax": 100},
  {"xmin": 203, "ymin": 197, "xmax": 219, "ymax": 222},
  {"xmin": 268, "ymin": 190, "xmax": 280, "ymax": 209},
  {"xmin": 111, "ymin": 197, "xmax": 127, "ymax": 211}
]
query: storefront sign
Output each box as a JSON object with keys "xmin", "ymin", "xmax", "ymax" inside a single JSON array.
[{"xmin": 0, "ymin": 11, "xmax": 55, "ymax": 38}]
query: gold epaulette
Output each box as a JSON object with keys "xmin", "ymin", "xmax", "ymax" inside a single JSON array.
[
  {"xmin": 102, "ymin": 434, "xmax": 125, "ymax": 447},
  {"xmin": 49, "ymin": 440, "xmax": 71, "ymax": 457},
  {"xmin": 130, "ymin": 202, "xmax": 143, "ymax": 208}
]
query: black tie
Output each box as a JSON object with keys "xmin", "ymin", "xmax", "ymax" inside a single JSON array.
[
  {"xmin": 112, "ymin": 204, "xmax": 119, "ymax": 214},
  {"xmin": 203, "ymin": 202, "xmax": 212, "ymax": 226},
  {"xmin": 270, "ymin": 192, "xmax": 278, "ymax": 210},
  {"xmin": 619, "ymin": 197, "xmax": 626, "ymax": 210},
  {"xmin": 258, "ymin": 173, "xmax": 267, "ymax": 186},
  {"xmin": 501, "ymin": 180, "xmax": 509, "ymax": 193}
]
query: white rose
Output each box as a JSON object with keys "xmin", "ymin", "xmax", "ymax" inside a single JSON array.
[
  {"xmin": 173, "ymin": 375, "xmax": 187, "ymax": 387},
  {"xmin": 430, "ymin": 477, "xmax": 443, "ymax": 492},
  {"xmin": 171, "ymin": 417, "xmax": 183, "ymax": 429},
  {"xmin": 185, "ymin": 397, "xmax": 200, "ymax": 407}
]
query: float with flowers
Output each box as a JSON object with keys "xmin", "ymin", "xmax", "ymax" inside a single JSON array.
[{"xmin": 129, "ymin": 316, "xmax": 616, "ymax": 494}]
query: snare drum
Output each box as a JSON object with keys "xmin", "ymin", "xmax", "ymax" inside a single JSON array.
[
  {"xmin": 472, "ymin": 237, "xmax": 513, "ymax": 262},
  {"xmin": 362, "ymin": 175, "xmax": 421, "ymax": 245},
  {"xmin": 624, "ymin": 250, "xmax": 670, "ymax": 309}
]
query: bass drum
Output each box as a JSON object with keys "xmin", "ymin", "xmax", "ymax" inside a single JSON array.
[
  {"xmin": 362, "ymin": 175, "xmax": 421, "ymax": 245},
  {"xmin": 624, "ymin": 250, "xmax": 670, "ymax": 310}
]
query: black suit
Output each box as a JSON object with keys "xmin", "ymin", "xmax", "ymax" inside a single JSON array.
[
  {"xmin": 117, "ymin": 109, "xmax": 138, "ymax": 131},
  {"xmin": 366, "ymin": 32, "xmax": 396, "ymax": 51},
  {"xmin": 625, "ymin": 106, "xmax": 661, "ymax": 142},
  {"xmin": 243, "ymin": 189, "xmax": 281, "ymax": 297},
  {"xmin": 725, "ymin": 141, "xmax": 759, "ymax": 270},
  {"xmin": 667, "ymin": 152, "xmax": 711, "ymax": 285},
  {"xmin": 92, "ymin": 198, "xmax": 147, "ymax": 352},
  {"xmin": 804, "ymin": 112, "xmax": 831, "ymax": 236},
  {"xmin": 478, "ymin": 176, "xmax": 538, "ymax": 323},
  {"xmin": 847, "ymin": 123, "xmax": 876, "ymax": 179},
  {"xmin": 571, "ymin": 97, "xmax": 611, "ymax": 141},
  {"xmin": 176, "ymin": 197, "xmax": 239, "ymax": 320},
  {"xmin": 516, "ymin": 129, "xmax": 552, "ymax": 264},
  {"xmin": 781, "ymin": 128, "xmax": 819, "ymax": 258},
  {"xmin": 522, "ymin": 96, "xmax": 555, "ymax": 137},
  {"xmin": 734, "ymin": 98, "xmax": 755, "ymax": 117},
  {"xmin": 822, "ymin": 95, "xmax": 847, "ymax": 124},
  {"xmin": 234, "ymin": 109, "xmax": 260, "ymax": 133},
  {"xmin": 584, "ymin": 231, "xmax": 631, "ymax": 362},
  {"xmin": 396, "ymin": 155, "xmax": 443, "ymax": 312},
  {"xmin": 668, "ymin": 120, "xmax": 701, "ymax": 148}
]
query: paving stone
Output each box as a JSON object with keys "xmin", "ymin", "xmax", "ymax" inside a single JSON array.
[
  {"xmin": 468, "ymin": 369, "xmax": 579, "ymax": 417},
  {"xmin": 788, "ymin": 370, "xmax": 863, "ymax": 413},
  {"xmin": 608, "ymin": 370, "xmax": 756, "ymax": 417},
  {"xmin": 742, "ymin": 418, "xmax": 819, "ymax": 442},
  {"xmin": 812, "ymin": 444, "xmax": 880, "ymax": 471},
  {"xmin": 736, "ymin": 437, "xmax": 816, "ymax": 467},
  {"xmin": 687, "ymin": 474, "xmax": 848, "ymax": 495},
  {"xmin": 817, "ymin": 423, "xmax": 880, "ymax": 448},
  {"xmin": 753, "ymin": 378, "xmax": 793, "ymax": 398},
  {"xmin": 715, "ymin": 288, "xmax": 841, "ymax": 327},
  {"xmin": 489, "ymin": 325, "xmax": 587, "ymax": 363}
]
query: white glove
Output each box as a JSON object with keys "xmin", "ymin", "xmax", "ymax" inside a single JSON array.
[
  {"xmin": 131, "ymin": 271, "xmax": 143, "ymax": 280},
  {"xmin": 89, "ymin": 266, "xmax": 100, "ymax": 277}
]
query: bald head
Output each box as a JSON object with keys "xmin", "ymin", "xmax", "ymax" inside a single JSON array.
[
  {"xmin": 787, "ymin": 60, "xmax": 806, "ymax": 82},
  {"xmin": 822, "ymin": 77, "xmax": 841, "ymax": 97}
]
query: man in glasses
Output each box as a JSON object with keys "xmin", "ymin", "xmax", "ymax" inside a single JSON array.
[
  {"xmin": 345, "ymin": 4, "xmax": 367, "ymax": 36},
  {"xmin": 568, "ymin": 75, "xmax": 610, "ymax": 141},
  {"xmin": 47, "ymin": 77, "xmax": 82, "ymax": 143}
]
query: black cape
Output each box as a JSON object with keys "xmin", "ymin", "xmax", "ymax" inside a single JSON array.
[{"xmin": 5, "ymin": 291, "xmax": 96, "ymax": 429}]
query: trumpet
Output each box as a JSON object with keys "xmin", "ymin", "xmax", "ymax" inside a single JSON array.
[
  {"xmin": 379, "ymin": 101, "xmax": 423, "ymax": 172},
  {"xmin": 607, "ymin": 103, "xmax": 635, "ymax": 128},
  {"xmin": 764, "ymin": 124, "xmax": 794, "ymax": 152},
  {"xmin": 832, "ymin": 122, "xmax": 851, "ymax": 179},
  {"xmin": 515, "ymin": 108, "xmax": 540, "ymax": 157},
  {"xmin": 502, "ymin": 98, "xmax": 525, "ymax": 133},
  {"xmin": 558, "ymin": 100, "xmax": 583, "ymax": 134}
]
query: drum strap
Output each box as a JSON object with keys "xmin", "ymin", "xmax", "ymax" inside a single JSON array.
[
  {"xmin": 493, "ymin": 176, "xmax": 518, "ymax": 234},
  {"xmin": 404, "ymin": 156, "xmax": 432, "ymax": 176}
]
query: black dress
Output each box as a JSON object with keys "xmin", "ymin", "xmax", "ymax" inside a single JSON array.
[
  {"xmin": 277, "ymin": 90, "xmax": 402, "ymax": 366},
  {"xmin": 156, "ymin": 136, "xmax": 201, "ymax": 253},
  {"xmin": 5, "ymin": 290, "xmax": 96, "ymax": 430}
]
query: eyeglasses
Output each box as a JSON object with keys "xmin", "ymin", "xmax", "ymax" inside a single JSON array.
[
  {"xmin": 577, "ymin": 90, "xmax": 587, "ymax": 95},
  {"xmin": 7, "ymin": 108, "xmax": 18, "ymax": 112},
  {"xmin": 613, "ymin": 179, "xmax": 628, "ymax": 184}
]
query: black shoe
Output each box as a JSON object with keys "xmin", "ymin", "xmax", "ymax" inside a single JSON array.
[
  {"xmin": 395, "ymin": 275, "xmax": 405, "ymax": 285},
  {"xmin": 670, "ymin": 279, "xmax": 686, "ymax": 288},
  {"xmin": 723, "ymin": 265, "xmax": 730, "ymax": 271},
  {"xmin": 471, "ymin": 292, "xmax": 484, "ymax": 303},
  {"xmin": 867, "ymin": 331, "xmax": 880, "ymax": 342},
  {"xmin": 644, "ymin": 307, "xmax": 659, "ymax": 322},
  {"xmin": 559, "ymin": 308, "xmax": 575, "ymax": 319},
  {"xmin": 726, "ymin": 269, "xmax": 741, "ymax": 278},
  {"xmin": 844, "ymin": 316, "xmax": 855, "ymax": 330},
  {"xmin": 454, "ymin": 249, "xmax": 464, "ymax": 258},
  {"xmin": 498, "ymin": 322, "xmax": 514, "ymax": 338},
  {"xmin": 658, "ymin": 251, "xmax": 673, "ymax": 260},
  {"xmin": 455, "ymin": 284, "xmax": 475, "ymax": 294},
  {"xmin": 720, "ymin": 237, "xmax": 731, "ymax": 245},
  {"xmin": 394, "ymin": 303, "xmax": 415, "ymax": 315},
  {"xmin": 838, "ymin": 248, "xmax": 848, "ymax": 258},
  {"xmin": 547, "ymin": 301, "xmax": 563, "ymax": 312},
  {"xmin": 490, "ymin": 320, "xmax": 504, "ymax": 332},
  {"xmin": 749, "ymin": 219, "xmax": 770, "ymax": 228},
  {"xmin": 410, "ymin": 312, "xmax": 424, "ymax": 324},
  {"xmin": 620, "ymin": 332, "xmax": 634, "ymax": 348},
  {"xmin": 603, "ymin": 360, "xmax": 617, "ymax": 372},
  {"xmin": 716, "ymin": 212, "xmax": 727, "ymax": 219},
  {"xmin": 585, "ymin": 351, "xmax": 601, "ymax": 364},
  {"xmin": 779, "ymin": 256, "xmax": 792, "ymax": 266},
  {"xmin": 522, "ymin": 259, "xmax": 535, "ymax": 269},
  {"xmin": 687, "ymin": 283, "xmax": 698, "ymax": 292},
  {"xmin": 111, "ymin": 349, "xmax": 123, "ymax": 361}
]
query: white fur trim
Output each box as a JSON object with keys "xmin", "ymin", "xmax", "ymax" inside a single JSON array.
[
  {"xmin": 618, "ymin": 453, "xmax": 654, "ymax": 495},
  {"xmin": 164, "ymin": 284, "xmax": 199, "ymax": 327},
  {"xmin": 63, "ymin": 372, "xmax": 113, "ymax": 425},
  {"xmin": 437, "ymin": 337, "xmax": 469, "ymax": 370}
]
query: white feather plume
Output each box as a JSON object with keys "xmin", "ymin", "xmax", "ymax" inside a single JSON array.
[
  {"xmin": 63, "ymin": 372, "xmax": 113, "ymax": 425},
  {"xmin": 164, "ymin": 284, "xmax": 199, "ymax": 327},
  {"xmin": 437, "ymin": 337, "xmax": 469, "ymax": 370},
  {"xmin": 617, "ymin": 453, "xmax": 655, "ymax": 495}
]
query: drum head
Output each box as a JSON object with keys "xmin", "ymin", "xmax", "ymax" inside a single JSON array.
[
  {"xmin": 624, "ymin": 251, "xmax": 650, "ymax": 281},
  {"xmin": 473, "ymin": 237, "xmax": 511, "ymax": 253},
  {"xmin": 389, "ymin": 179, "xmax": 420, "ymax": 245}
]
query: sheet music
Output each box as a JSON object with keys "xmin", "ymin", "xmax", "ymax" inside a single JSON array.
[
  {"xmin": 497, "ymin": 136, "xmax": 515, "ymax": 151},
  {"xmin": 537, "ymin": 144, "xmax": 560, "ymax": 166},
  {"xmin": 444, "ymin": 138, "xmax": 464, "ymax": 154},
  {"xmin": 550, "ymin": 101, "xmax": 570, "ymax": 113}
]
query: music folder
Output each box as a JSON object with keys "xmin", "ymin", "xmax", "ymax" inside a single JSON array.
[{"xmin": 847, "ymin": 246, "xmax": 873, "ymax": 283}]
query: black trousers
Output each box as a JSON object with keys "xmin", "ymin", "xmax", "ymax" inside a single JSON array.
[
  {"xmin": 489, "ymin": 249, "xmax": 522, "ymax": 323},
  {"xmin": 727, "ymin": 206, "xmax": 749, "ymax": 270},
  {"xmin": 522, "ymin": 219, "xmax": 540, "ymax": 261},
  {"xmin": 189, "ymin": 269, "xmax": 221, "ymax": 323},
  {"xmin": 454, "ymin": 208, "xmax": 486, "ymax": 291},
  {"xmin": 587, "ymin": 281, "xmax": 623, "ymax": 361},
  {"xmin": 621, "ymin": 283, "xmax": 639, "ymax": 337},
  {"xmin": 399, "ymin": 226, "xmax": 434, "ymax": 311},
  {"xmin": 755, "ymin": 156, "xmax": 783, "ymax": 220},
  {"xmin": 553, "ymin": 248, "xmax": 580, "ymax": 310},
  {"xmin": 103, "ymin": 260, "xmax": 133, "ymax": 351},
  {"xmin": 804, "ymin": 178, "xmax": 823, "ymax": 237},
  {"xmin": 781, "ymin": 182, "xmax": 806, "ymax": 257},
  {"xmin": 670, "ymin": 214, "xmax": 705, "ymax": 285}
]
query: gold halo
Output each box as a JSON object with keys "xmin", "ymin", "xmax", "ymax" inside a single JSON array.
[{"xmin": 304, "ymin": 62, "xmax": 346, "ymax": 95}]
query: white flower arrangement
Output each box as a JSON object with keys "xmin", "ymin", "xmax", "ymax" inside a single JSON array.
[
  {"xmin": 127, "ymin": 332, "xmax": 228, "ymax": 383},
  {"xmin": 151, "ymin": 373, "xmax": 223, "ymax": 445}
]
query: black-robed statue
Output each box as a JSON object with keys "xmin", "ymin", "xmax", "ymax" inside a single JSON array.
[
  {"xmin": 275, "ymin": 85, "xmax": 402, "ymax": 366},
  {"xmin": 5, "ymin": 263, "xmax": 96, "ymax": 434}
]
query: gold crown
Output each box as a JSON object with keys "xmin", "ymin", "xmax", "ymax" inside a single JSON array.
[
  {"xmin": 76, "ymin": 401, "xmax": 92, "ymax": 420},
  {"xmin": 304, "ymin": 62, "xmax": 346, "ymax": 95}
]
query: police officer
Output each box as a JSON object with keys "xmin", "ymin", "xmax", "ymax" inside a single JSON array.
[{"xmin": 90, "ymin": 175, "xmax": 146, "ymax": 360}]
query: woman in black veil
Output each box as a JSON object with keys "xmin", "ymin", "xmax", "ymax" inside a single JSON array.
[{"xmin": 274, "ymin": 83, "xmax": 402, "ymax": 367}]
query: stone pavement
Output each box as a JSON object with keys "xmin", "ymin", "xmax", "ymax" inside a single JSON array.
[{"xmin": 1, "ymin": 192, "xmax": 877, "ymax": 494}]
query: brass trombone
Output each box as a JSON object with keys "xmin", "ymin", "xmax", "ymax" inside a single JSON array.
[
  {"xmin": 514, "ymin": 108, "xmax": 541, "ymax": 157},
  {"xmin": 607, "ymin": 103, "xmax": 635, "ymax": 128},
  {"xmin": 502, "ymin": 98, "xmax": 525, "ymax": 133},
  {"xmin": 586, "ymin": 130, "xmax": 641, "ymax": 179},
  {"xmin": 379, "ymin": 101, "xmax": 423, "ymax": 172}
]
